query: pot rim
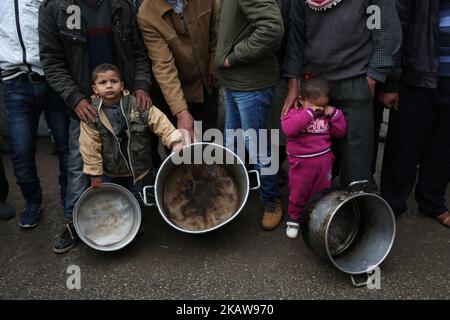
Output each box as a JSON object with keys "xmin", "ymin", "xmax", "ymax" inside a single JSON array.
[
  {"xmin": 154, "ymin": 142, "xmax": 251, "ymax": 234},
  {"xmin": 73, "ymin": 182, "xmax": 142, "ymax": 251},
  {"xmin": 323, "ymin": 192, "xmax": 396, "ymax": 274}
]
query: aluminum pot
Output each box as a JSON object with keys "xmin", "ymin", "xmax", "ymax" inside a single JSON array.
[
  {"xmin": 73, "ymin": 183, "xmax": 142, "ymax": 251},
  {"xmin": 142, "ymin": 142, "xmax": 260, "ymax": 234},
  {"xmin": 300, "ymin": 181, "xmax": 396, "ymax": 278}
]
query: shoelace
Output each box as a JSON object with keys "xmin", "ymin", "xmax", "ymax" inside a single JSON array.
[
  {"xmin": 66, "ymin": 224, "xmax": 75, "ymax": 240},
  {"xmin": 266, "ymin": 201, "xmax": 277, "ymax": 213}
]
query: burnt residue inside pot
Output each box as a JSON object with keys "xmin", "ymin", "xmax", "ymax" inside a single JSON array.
[{"xmin": 163, "ymin": 164, "xmax": 241, "ymax": 231}]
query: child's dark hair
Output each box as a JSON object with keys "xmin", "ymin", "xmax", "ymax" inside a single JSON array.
[
  {"xmin": 299, "ymin": 73, "xmax": 332, "ymax": 100},
  {"xmin": 92, "ymin": 63, "xmax": 122, "ymax": 82}
]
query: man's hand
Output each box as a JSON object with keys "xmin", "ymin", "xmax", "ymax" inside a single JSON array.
[
  {"xmin": 91, "ymin": 176, "xmax": 102, "ymax": 189},
  {"xmin": 367, "ymin": 77, "xmax": 377, "ymax": 98},
  {"xmin": 133, "ymin": 89, "xmax": 152, "ymax": 110},
  {"xmin": 74, "ymin": 98, "xmax": 98, "ymax": 124},
  {"xmin": 379, "ymin": 92, "xmax": 400, "ymax": 110},
  {"xmin": 282, "ymin": 79, "xmax": 299, "ymax": 116},
  {"xmin": 207, "ymin": 69, "xmax": 218, "ymax": 87},
  {"xmin": 176, "ymin": 110, "xmax": 195, "ymax": 142}
]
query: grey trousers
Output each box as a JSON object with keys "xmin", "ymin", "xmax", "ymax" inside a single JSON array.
[{"xmin": 331, "ymin": 75, "xmax": 374, "ymax": 188}]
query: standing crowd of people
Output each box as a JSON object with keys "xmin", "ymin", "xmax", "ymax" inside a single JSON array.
[{"xmin": 0, "ymin": 0, "xmax": 448, "ymax": 254}]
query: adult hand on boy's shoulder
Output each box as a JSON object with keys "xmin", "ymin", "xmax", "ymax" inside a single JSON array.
[
  {"xmin": 75, "ymin": 98, "xmax": 98, "ymax": 124},
  {"xmin": 133, "ymin": 89, "xmax": 152, "ymax": 110}
]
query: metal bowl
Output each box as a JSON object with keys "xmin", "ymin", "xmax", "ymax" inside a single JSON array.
[{"xmin": 73, "ymin": 183, "xmax": 142, "ymax": 251}]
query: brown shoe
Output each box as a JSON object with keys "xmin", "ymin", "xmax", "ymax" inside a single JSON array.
[
  {"xmin": 436, "ymin": 212, "xmax": 450, "ymax": 229},
  {"xmin": 261, "ymin": 199, "xmax": 283, "ymax": 231}
]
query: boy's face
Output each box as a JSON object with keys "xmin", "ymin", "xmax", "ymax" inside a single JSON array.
[{"xmin": 92, "ymin": 70, "xmax": 124, "ymax": 105}]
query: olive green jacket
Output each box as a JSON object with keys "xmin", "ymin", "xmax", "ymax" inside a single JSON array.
[
  {"xmin": 80, "ymin": 94, "xmax": 182, "ymax": 182},
  {"xmin": 216, "ymin": 0, "xmax": 284, "ymax": 91}
]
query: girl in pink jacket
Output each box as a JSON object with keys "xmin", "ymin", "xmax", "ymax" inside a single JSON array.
[{"xmin": 281, "ymin": 75, "xmax": 347, "ymax": 239}]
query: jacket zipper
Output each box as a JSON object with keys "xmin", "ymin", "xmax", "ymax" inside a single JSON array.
[
  {"xmin": 119, "ymin": 99, "xmax": 136, "ymax": 183},
  {"xmin": 99, "ymin": 99, "xmax": 134, "ymax": 179}
]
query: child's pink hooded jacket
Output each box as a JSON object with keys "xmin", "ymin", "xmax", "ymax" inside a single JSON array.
[{"xmin": 281, "ymin": 107, "xmax": 348, "ymax": 158}]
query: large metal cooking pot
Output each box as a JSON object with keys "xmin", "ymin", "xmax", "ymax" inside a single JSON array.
[
  {"xmin": 73, "ymin": 183, "xmax": 142, "ymax": 251},
  {"xmin": 142, "ymin": 142, "xmax": 260, "ymax": 234},
  {"xmin": 300, "ymin": 181, "xmax": 396, "ymax": 281}
]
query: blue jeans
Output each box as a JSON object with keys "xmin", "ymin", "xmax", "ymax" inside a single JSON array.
[
  {"xmin": 3, "ymin": 78, "xmax": 68, "ymax": 208},
  {"xmin": 65, "ymin": 117, "xmax": 90, "ymax": 220},
  {"xmin": 224, "ymin": 87, "xmax": 281, "ymax": 201}
]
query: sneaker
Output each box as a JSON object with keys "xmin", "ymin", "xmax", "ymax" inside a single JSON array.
[
  {"xmin": 53, "ymin": 222, "xmax": 79, "ymax": 254},
  {"xmin": 18, "ymin": 203, "xmax": 43, "ymax": 229},
  {"xmin": 286, "ymin": 221, "xmax": 300, "ymax": 239},
  {"xmin": 0, "ymin": 201, "xmax": 16, "ymax": 220},
  {"xmin": 261, "ymin": 198, "xmax": 283, "ymax": 231}
]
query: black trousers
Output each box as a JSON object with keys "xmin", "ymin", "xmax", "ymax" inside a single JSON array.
[
  {"xmin": 0, "ymin": 156, "xmax": 8, "ymax": 202},
  {"xmin": 381, "ymin": 78, "xmax": 450, "ymax": 217},
  {"xmin": 331, "ymin": 75, "xmax": 375, "ymax": 188},
  {"xmin": 372, "ymin": 89, "xmax": 385, "ymax": 176}
]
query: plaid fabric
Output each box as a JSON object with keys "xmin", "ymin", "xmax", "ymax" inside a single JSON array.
[{"xmin": 367, "ymin": 0, "xmax": 402, "ymax": 81}]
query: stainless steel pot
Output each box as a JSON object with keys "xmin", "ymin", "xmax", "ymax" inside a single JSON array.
[
  {"xmin": 142, "ymin": 142, "xmax": 260, "ymax": 234},
  {"xmin": 300, "ymin": 181, "xmax": 396, "ymax": 278},
  {"xmin": 73, "ymin": 183, "xmax": 142, "ymax": 251}
]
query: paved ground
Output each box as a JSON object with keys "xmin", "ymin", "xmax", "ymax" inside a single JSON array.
[{"xmin": 0, "ymin": 138, "xmax": 449, "ymax": 300}]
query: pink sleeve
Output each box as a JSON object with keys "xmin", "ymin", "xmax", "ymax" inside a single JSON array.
[
  {"xmin": 281, "ymin": 108, "xmax": 315, "ymax": 138},
  {"xmin": 329, "ymin": 108, "xmax": 348, "ymax": 138}
]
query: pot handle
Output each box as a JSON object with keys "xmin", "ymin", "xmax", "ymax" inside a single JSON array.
[
  {"xmin": 350, "ymin": 274, "xmax": 371, "ymax": 288},
  {"xmin": 348, "ymin": 180, "xmax": 369, "ymax": 193},
  {"xmin": 140, "ymin": 185, "xmax": 156, "ymax": 207},
  {"xmin": 248, "ymin": 170, "xmax": 261, "ymax": 190}
]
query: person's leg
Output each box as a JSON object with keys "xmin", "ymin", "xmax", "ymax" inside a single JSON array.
[
  {"xmin": 380, "ymin": 82, "xmax": 435, "ymax": 216},
  {"xmin": 230, "ymin": 87, "xmax": 281, "ymax": 202},
  {"xmin": 43, "ymin": 85, "xmax": 69, "ymax": 209},
  {"xmin": 64, "ymin": 117, "xmax": 90, "ymax": 221},
  {"xmin": 371, "ymin": 90, "xmax": 384, "ymax": 190},
  {"xmin": 415, "ymin": 78, "xmax": 450, "ymax": 223},
  {"xmin": 3, "ymin": 79, "xmax": 43, "ymax": 227},
  {"xmin": 0, "ymin": 156, "xmax": 8, "ymax": 202},
  {"xmin": 228, "ymin": 87, "xmax": 282, "ymax": 230},
  {"xmin": 189, "ymin": 87, "xmax": 219, "ymax": 134},
  {"xmin": 331, "ymin": 76, "xmax": 374, "ymax": 188},
  {"xmin": 309, "ymin": 152, "xmax": 334, "ymax": 197},
  {"xmin": 287, "ymin": 157, "xmax": 312, "ymax": 222},
  {"xmin": 224, "ymin": 89, "xmax": 243, "ymax": 151},
  {"xmin": 0, "ymin": 156, "xmax": 15, "ymax": 220},
  {"xmin": 54, "ymin": 116, "xmax": 87, "ymax": 253}
]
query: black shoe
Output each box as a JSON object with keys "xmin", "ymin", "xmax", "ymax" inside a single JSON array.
[
  {"xmin": 53, "ymin": 222, "xmax": 79, "ymax": 254},
  {"xmin": 0, "ymin": 201, "xmax": 16, "ymax": 220},
  {"xmin": 18, "ymin": 203, "xmax": 43, "ymax": 229}
]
